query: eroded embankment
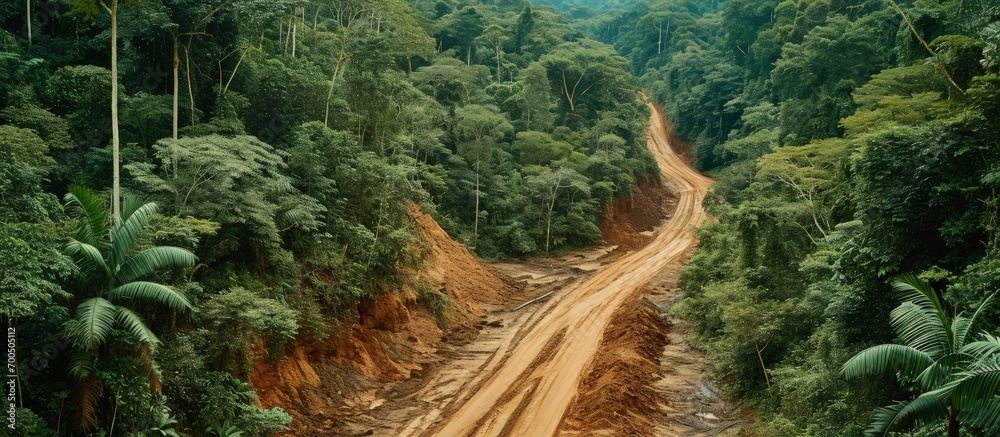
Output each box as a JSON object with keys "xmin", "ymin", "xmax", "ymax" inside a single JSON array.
[
  {"xmin": 250, "ymin": 205, "xmax": 517, "ymax": 434},
  {"xmin": 252, "ymin": 102, "xmax": 728, "ymax": 437},
  {"xmin": 420, "ymin": 101, "xmax": 714, "ymax": 437}
]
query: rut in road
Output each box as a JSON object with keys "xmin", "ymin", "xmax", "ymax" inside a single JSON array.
[{"xmin": 422, "ymin": 102, "xmax": 714, "ymax": 437}]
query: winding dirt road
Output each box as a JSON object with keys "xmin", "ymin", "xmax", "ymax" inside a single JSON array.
[{"xmin": 420, "ymin": 103, "xmax": 713, "ymax": 437}]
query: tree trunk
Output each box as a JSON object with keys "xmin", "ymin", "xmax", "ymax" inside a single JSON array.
[
  {"xmin": 172, "ymin": 38, "xmax": 179, "ymax": 141},
  {"xmin": 220, "ymin": 47, "xmax": 249, "ymax": 97},
  {"xmin": 754, "ymin": 340, "xmax": 772, "ymax": 395},
  {"xmin": 546, "ymin": 188, "xmax": 558, "ymax": 257},
  {"xmin": 947, "ymin": 407, "xmax": 959, "ymax": 437},
  {"xmin": 284, "ymin": 18, "xmax": 292, "ymax": 53},
  {"xmin": 184, "ymin": 44, "xmax": 195, "ymax": 126},
  {"xmin": 324, "ymin": 49, "xmax": 346, "ymax": 127},
  {"xmin": 474, "ymin": 161, "xmax": 480, "ymax": 241},
  {"xmin": 560, "ymin": 70, "xmax": 575, "ymax": 112},
  {"xmin": 104, "ymin": 0, "xmax": 121, "ymax": 223},
  {"xmin": 172, "ymin": 37, "xmax": 179, "ymax": 179},
  {"xmin": 496, "ymin": 46, "xmax": 502, "ymax": 83},
  {"xmin": 291, "ymin": 22, "xmax": 297, "ymax": 58},
  {"xmin": 26, "ymin": 0, "xmax": 31, "ymax": 45}
]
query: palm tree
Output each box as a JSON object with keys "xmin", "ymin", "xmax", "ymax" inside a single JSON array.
[
  {"xmin": 842, "ymin": 274, "xmax": 1000, "ymax": 437},
  {"xmin": 62, "ymin": 186, "xmax": 197, "ymax": 431}
]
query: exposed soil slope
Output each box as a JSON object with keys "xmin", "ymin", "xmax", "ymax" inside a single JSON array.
[
  {"xmin": 599, "ymin": 174, "xmax": 673, "ymax": 251},
  {"xmin": 420, "ymin": 102, "xmax": 714, "ymax": 437},
  {"xmin": 250, "ymin": 204, "xmax": 516, "ymax": 434},
  {"xmin": 253, "ymin": 103, "xmax": 721, "ymax": 437}
]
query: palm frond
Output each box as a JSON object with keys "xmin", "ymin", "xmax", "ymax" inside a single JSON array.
[
  {"xmin": 891, "ymin": 301, "xmax": 950, "ymax": 358},
  {"xmin": 952, "ymin": 314, "xmax": 975, "ymax": 352},
  {"xmin": 843, "ymin": 344, "xmax": 934, "ymax": 382},
  {"xmin": 120, "ymin": 198, "xmax": 145, "ymax": 223},
  {"xmin": 958, "ymin": 398, "xmax": 1000, "ymax": 435},
  {"xmin": 954, "ymin": 293, "xmax": 996, "ymax": 349},
  {"xmin": 64, "ymin": 241, "xmax": 112, "ymax": 287},
  {"xmin": 917, "ymin": 353, "xmax": 966, "ymax": 390},
  {"xmin": 71, "ymin": 376, "xmax": 104, "ymax": 432},
  {"xmin": 962, "ymin": 335, "xmax": 1000, "ymax": 361},
  {"xmin": 133, "ymin": 339, "xmax": 162, "ymax": 393},
  {"xmin": 116, "ymin": 246, "xmax": 197, "ymax": 285},
  {"xmin": 864, "ymin": 395, "xmax": 948, "ymax": 436},
  {"xmin": 64, "ymin": 185, "xmax": 109, "ymax": 248},
  {"xmin": 115, "ymin": 306, "xmax": 159, "ymax": 346},
  {"xmin": 108, "ymin": 281, "xmax": 193, "ymax": 312},
  {"xmin": 66, "ymin": 298, "xmax": 117, "ymax": 350},
  {"xmin": 109, "ymin": 201, "xmax": 160, "ymax": 270},
  {"xmin": 892, "ymin": 275, "xmax": 953, "ymax": 352},
  {"xmin": 275, "ymin": 206, "xmax": 315, "ymax": 231},
  {"xmin": 930, "ymin": 364, "xmax": 1000, "ymax": 411},
  {"xmin": 67, "ymin": 347, "xmax": 98, "ymax": 381}
]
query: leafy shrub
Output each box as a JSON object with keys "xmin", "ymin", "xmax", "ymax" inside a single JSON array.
[
  {"xmin": 200, "ymin": 288, "xmax": 299, "ymax": 373},
  {"xmin": 416, "ymin": 281, "xmax": 451, "ymax": 319}
]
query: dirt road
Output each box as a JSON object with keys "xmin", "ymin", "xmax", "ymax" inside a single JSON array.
[{"xmin": 419, "ymin": 103, "xmax": 713, "ymax": 437}]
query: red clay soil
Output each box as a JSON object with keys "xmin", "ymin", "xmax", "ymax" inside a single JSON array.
[
  {"xmin": 424, "ymin": 102, "xmax": 713, "ymax": 437},
  {"xmin": 557, "ymin": 297, "xmax": 669, "ymax": 436},
  {"xmin": 599, "ymin": 175, "xmax": 673, "ymax": 250},
  {"xmin": 250, "ymin": 204, "xmax": 516, "ymax": 434},
  {"xmin": 656, "ymin": 105, "xmax": 695, "ymax": 165}
]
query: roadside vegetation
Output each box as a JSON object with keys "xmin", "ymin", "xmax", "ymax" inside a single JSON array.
[
  {"xmin": 0, "ymin": 0, "xmax": 653, "ymax": 434},
  {"xmin": 579, "ymin": 0, "xmax": 1000, "ymax": 435}
]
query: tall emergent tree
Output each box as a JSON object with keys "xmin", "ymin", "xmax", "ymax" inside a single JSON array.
[
  {"xmin": 454, "ymin": 105, "xmax": 513, "ymax": 241},
  {"xmin": 479, "ymin": 24, "xmax": 508, "ymax": 83},
  {"xmin": 843, "ymin": 275, "xmax": 1000, "ymax": 437},
  {"xmin": 527, "ymin": 167, "xmax": 591, "ymax": 256},
  {"xmin": 69, "ymin": 0, "xmax": 123, "ymax": 220},
  {"xmin": 62, "ymin": 186, "xmax": 196, "ymax": 431}
]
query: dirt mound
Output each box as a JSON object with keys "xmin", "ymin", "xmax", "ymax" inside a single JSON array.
[
  {"xmin": 557, "ymin": 297, "xmax": 669, "ymax": 436},
  {"xmin": 409, "ymin": 204, "xmax": 508, "ymax": 322},
  {"xmin": 600, "ymin": 175, "xmax": 674, "ymax": 250},
  {"xmin": 250, "ymin": 204, "xmax": 516, "ymax": 434}
]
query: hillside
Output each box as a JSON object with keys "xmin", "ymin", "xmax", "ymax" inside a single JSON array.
[{"xmin": 3, "ymin": 0, "xmax": 1000, "ymax": 436}]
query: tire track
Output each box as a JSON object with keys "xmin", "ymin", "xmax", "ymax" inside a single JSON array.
[{"xmin": 423, "ymin": 102, "xmax": 713, "ymax": 437}]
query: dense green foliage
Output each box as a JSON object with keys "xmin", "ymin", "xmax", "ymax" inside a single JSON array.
[
  {"xmin": 843, "ymin": 275, "xmax": 1000, "ymax": 436},
  {"xmin": 7, "ymin": 0, "xmax": 999, "ymax": 435},
  {"xmin": 578, "ymin": 0, "xmax": 1000, "ymax": 435},
  {"xmin": 1, "ymin": 0, "xmax": 655, "ymax": 434}
]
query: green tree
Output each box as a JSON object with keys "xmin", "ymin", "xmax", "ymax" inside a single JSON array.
[
  {"xmin": 512, "ymin": 4, "xmax": 535, "ymax": 54},
  {"xmin": 526, "ymin": 167, "xmax": 592, "ymax": 256},
  {"xmin": 0, "ymin": 126, "xmax": 72, "ymax": 321},
  {"xmin": 126, "ymin": 135, "xmax": 322, "ymax": 269},
  {"xmin": 514, "ymin": 130, "xmax": 573, "ymax": 166},
  {"xmin": 69, "ymin": 0, "xmax": 126, "ymax": 221},
  {"xmin": 479, "ymin": 24, "xmax": 508, "ymax": 82},
  {"xmin": 538, "ymin": 39, "xmax": 630, "ymax": 114},
  {"xmin": 412, "ymin": 57, "xmax": 491, "ymax": 106},
  {"xmin": 843, "ymin": 275, "xmax": 1000, "ymax": 437},
  {"xmin": 454, "ymin": 104, "xmax": 513, "ymax": 241},
  {"xmin": 440, "ymin": 6, "xmax": 484, "ymax": 65},
  {"xmin": 61, "ymin": 186, "xmax": 196, "ymax": 431},
  {"xmin": 516, "ymin": 63, "xmax": 557, "ymax": 131}
]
